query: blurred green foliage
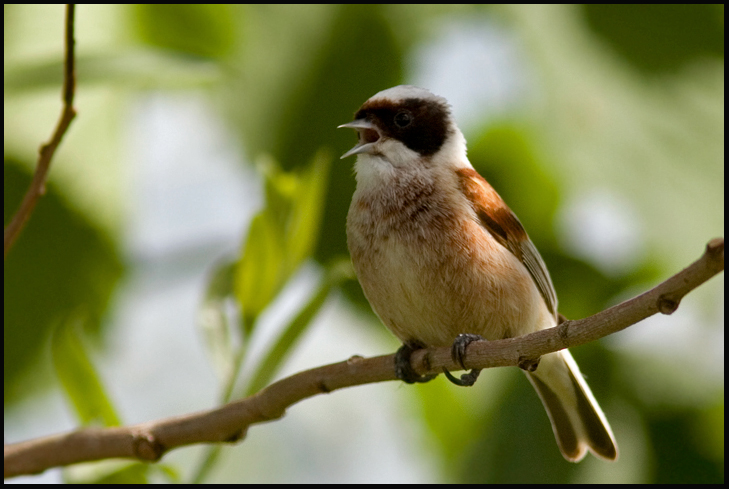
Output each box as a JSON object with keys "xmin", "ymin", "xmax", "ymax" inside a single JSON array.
[
  {"xmin": 235, "ymin": 151, "xmax": 331, "ymax": 327},
  {"xmin": 4, "ymin": 160, "xmax": 123, "ymax": 403},
  {"xmin": 584, "ymin": 5, "xmax": 724, "ymax": 74},
  {"xmin": 134, "ymin": 4, "xmax": 237, "ymax": 59}
]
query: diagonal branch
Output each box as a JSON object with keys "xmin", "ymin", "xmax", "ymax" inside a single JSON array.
[
  {"xmin": 3, "ymin": 238, "xmax": 723, "ymax": 479},
  {"xmin": 4, "ymin": 4, "xmax": 77, "ymax": 259}
]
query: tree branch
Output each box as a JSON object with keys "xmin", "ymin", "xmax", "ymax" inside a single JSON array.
[
  {"xmin": 4, "ymin": 238, "xmax": 723, "ymax": 478},
  {"xmin": 4, "ymin": 4, "xmax": 77, "ymax": 259}
]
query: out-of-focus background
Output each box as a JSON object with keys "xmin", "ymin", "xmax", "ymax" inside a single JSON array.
[{"xmin": 4, "ymin": 5, "xmax": 723, "ymax": 483}]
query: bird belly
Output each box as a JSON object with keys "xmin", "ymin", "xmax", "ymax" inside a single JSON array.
[{"xmin": 348, "ymin": 216, "xmax": 551, "ymax": 347}]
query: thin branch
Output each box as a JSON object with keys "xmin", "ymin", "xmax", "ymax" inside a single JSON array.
[
  {"xmin": 3, "ymin": 238, "xmax": 723, "ymax": 479},
  {"xmin": 4, "ymin": 4, "xmax": 77, "ymax": 259}
]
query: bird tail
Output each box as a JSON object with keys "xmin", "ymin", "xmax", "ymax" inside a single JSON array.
[{"xmin": 525, "ymin": 350, "xmax": 618, "ymax": 462}]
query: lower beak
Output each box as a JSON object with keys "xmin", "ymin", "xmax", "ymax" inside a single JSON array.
[{"xmin": 338, "ymin": 119, "xmax": 381, "ymax": 159}]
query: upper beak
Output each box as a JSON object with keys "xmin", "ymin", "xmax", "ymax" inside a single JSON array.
[{"xmin": 338, "ymin": 119, "xmax": 381, "ymax": 159}]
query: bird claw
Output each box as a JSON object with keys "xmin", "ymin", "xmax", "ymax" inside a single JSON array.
[
  {"xmin": 445, "ymin": 334, "xmax": 484, "ymax": 387},
  {"xmin": 395, "ymin": 344, "xmax": 437, "ymax": 384}
]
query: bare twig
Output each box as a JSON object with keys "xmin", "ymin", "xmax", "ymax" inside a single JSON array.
[
  {"xmin": 3, "ymin": 238, "xmax": 723, "ymax": 479},
  {"xmin": 4, "ymin": 4, "xmax": 77, "ymax": 259}
]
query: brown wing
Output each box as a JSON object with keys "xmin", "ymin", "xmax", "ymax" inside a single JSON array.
[{"xmin": 457, "ymin": 168, "xmax": 558, "ymax": 319}]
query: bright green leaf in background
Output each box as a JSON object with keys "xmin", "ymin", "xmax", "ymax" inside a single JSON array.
[
  {"xmin": 234, "ymin": 151, "xmax": 331, "ymax": 329},
  {"xmin": 51, "ymin": 316, "xmax": 121, "ymax": 427},
  {"xmin": 285, "ymin": 149, "xmax": 332, "ymax": 269},
  {"xmin": 236, "ymin": 207, "xmax": 286, "ymax": 328}
]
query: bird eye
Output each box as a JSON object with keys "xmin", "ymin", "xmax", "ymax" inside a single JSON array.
[{"xmin": 394, "ymin": 111, "xmax": 412, "ymax": 128}]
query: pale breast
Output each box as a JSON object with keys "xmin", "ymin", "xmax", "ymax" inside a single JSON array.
[{"xmin": 347, "ymin": 184, "xmax": 550, "ymax": 347}]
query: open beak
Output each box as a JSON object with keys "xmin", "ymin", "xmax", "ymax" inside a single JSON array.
[{"xmin": 338, "ymin": 119, "xmax": 381, "ymax": 159}]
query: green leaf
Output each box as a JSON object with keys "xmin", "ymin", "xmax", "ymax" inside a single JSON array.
[
  {"xmin": 233, "ymin": 152, "xmax": 332, "ymax": 328},
  {"xmin": 92, "ymin": 463, "xmax": 152, "ymax": 484},
  {"xmin": 258, "ymin": 156, "xmax": 298, "ymax": 232},
  {"xmin": 51, "ymin": 317, "xmax": 121, "ymax": 427},
  {"xmin": 63, "ymin": 459, "xmax": 180, "ymax": 484},
  {"xmin": 285, "ymin": 149, "xmax": 332, "ymax": 271},
  {"xmin": 64, "ymin": 461, "xmax": 150, "ymax": 484},
  {"xmin": 234, "ymin": 209, "xmax": 285, "ymax": 327}
]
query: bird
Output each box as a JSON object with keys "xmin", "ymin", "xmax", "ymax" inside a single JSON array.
[{"xmin": 339, "ymin": 85, "xmax": 618, "ymax": 462}]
